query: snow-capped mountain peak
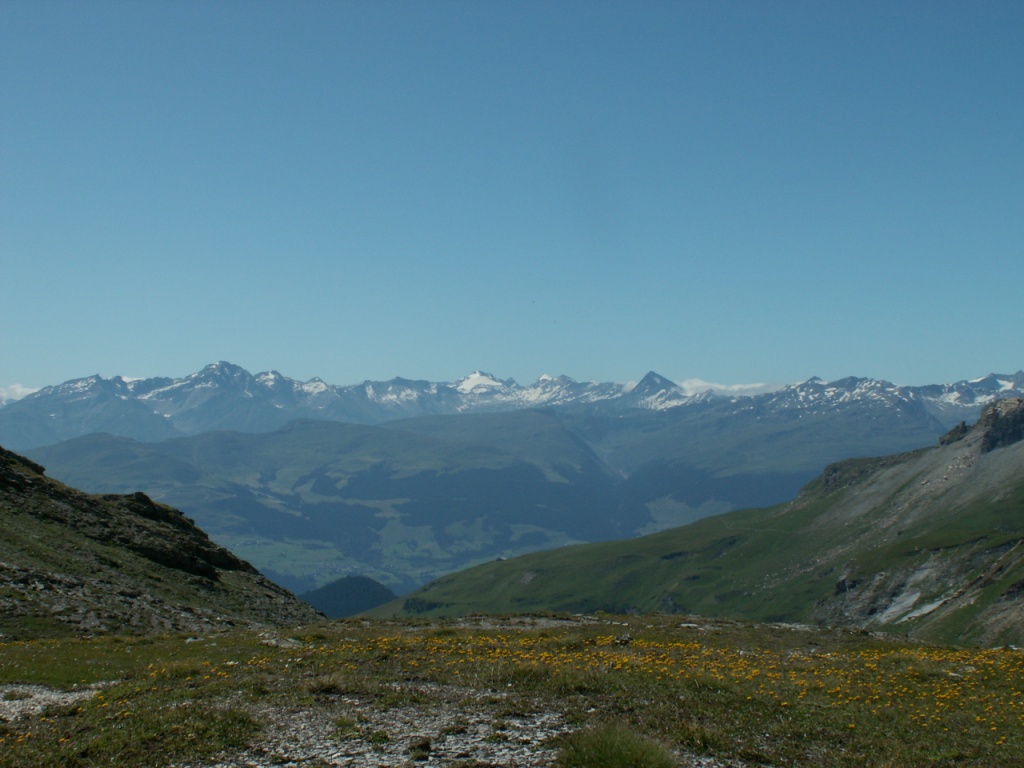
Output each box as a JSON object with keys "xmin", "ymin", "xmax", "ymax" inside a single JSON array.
[
  {"xmin": 256, "ymin": 370, "xmax": 283, "ymax": 385},
  {"xmin": 300, "ymin": 378, "xmax": 329, "ymax": 395},
  {"xmin": 455, "ymin": 371, "xmax": 512, "ymax": 394},
  {"xmin": 619, "ymin": 371, "xmax": 694, "ymax": 410}
]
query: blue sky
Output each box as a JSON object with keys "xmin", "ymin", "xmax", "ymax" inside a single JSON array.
[{"xmin": 2, "ymin": 1, "xmax": 1022, "ymax": 396}]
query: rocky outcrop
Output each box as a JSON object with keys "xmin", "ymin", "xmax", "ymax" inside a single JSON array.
[
  {"xmin": 938, "ymin": 420, "xmax": 970, "ymax": 445},
  {"xmin": 0, "ymin": 444, "xmax": 321, "ymax": 638},
  {"xmin": 977, "ymin": 397, "xmax": 1024, "ymax": 453}
]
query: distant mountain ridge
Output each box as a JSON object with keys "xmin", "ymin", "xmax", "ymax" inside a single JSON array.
[{"xmin": 2, "ymin": 362, "xmax": 1023, "ymax": 451}]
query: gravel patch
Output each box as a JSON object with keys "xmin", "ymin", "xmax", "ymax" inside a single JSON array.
[
  {"xmin": 178, "ymin": 682, "xmax": 755, "ymax": 768},
  {"xmin": 0, "ymin": 683, "xmax": 103, "ymax": 721},
  {"xmin": 1, "ymin": 681, "xmax": 754, "ymax": 767}
]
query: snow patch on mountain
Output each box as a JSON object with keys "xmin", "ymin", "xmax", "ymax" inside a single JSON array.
[
  {"xmin": 300, "ymin": 379, "xmax": 329, "ymax": 395},
  {"xmin": 364, "ymin": 381, "xmax": 425, "ymax": 404},
  {"xmin": 455, "ymin": 372, "xmax": 510, "ymax": 394},
  {"xmin": 256, "ymin": 371, "xmax": 284, "ymax": 386}
]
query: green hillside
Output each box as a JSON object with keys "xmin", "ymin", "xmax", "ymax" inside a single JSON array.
[{"xmin": 376, "ymin": 400, "xmax": 1024, "ymax": 647}]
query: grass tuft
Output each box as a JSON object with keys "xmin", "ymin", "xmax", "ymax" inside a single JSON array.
[{"xmin": 556, "ymin": 721, "xmax": 675, "ymax": 768}]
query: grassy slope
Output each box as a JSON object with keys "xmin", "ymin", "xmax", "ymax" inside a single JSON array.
[
  {"xmin": 375, "ymin": 432, "xmax": 1024, "ymax": 646},
  {"xmin": 373, "ymin": 493, "xmax": 843, "ymax": 619}
]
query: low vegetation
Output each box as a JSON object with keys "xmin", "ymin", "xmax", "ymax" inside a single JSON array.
[
  {"xmin": 1, "ymin": 614, "xmax": 1022, "ymax": 767},
  {"xmin": 555, "ymin": 721, "xmax": 676, "ymax": 768}
]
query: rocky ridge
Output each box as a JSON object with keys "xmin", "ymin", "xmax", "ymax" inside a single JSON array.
[{"xmin": 0, "ymin": 446, "xmax": 320, "ymax": 638}]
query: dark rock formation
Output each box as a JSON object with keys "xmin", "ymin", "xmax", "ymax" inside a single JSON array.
[{"xmin": 978, "ymin": 398, "xmax": 1024, "ymax": 453}]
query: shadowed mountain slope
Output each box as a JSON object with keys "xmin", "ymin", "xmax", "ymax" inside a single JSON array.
[{"xmin": 300, "ymin": 575, "xmax": 397, "ymax": 618}]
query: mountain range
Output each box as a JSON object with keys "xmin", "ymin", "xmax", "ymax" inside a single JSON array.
[
  {"xmin": 3, "ymin": 362, "xmax": 1024, "ymax": 452},
  {"xmin": 375, "ymin": 398, "xmax": 1024, "ymax": 647},
  {"xmin": 6, "ymin": 362, "xmax": 1023, "ymax": 596}
]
